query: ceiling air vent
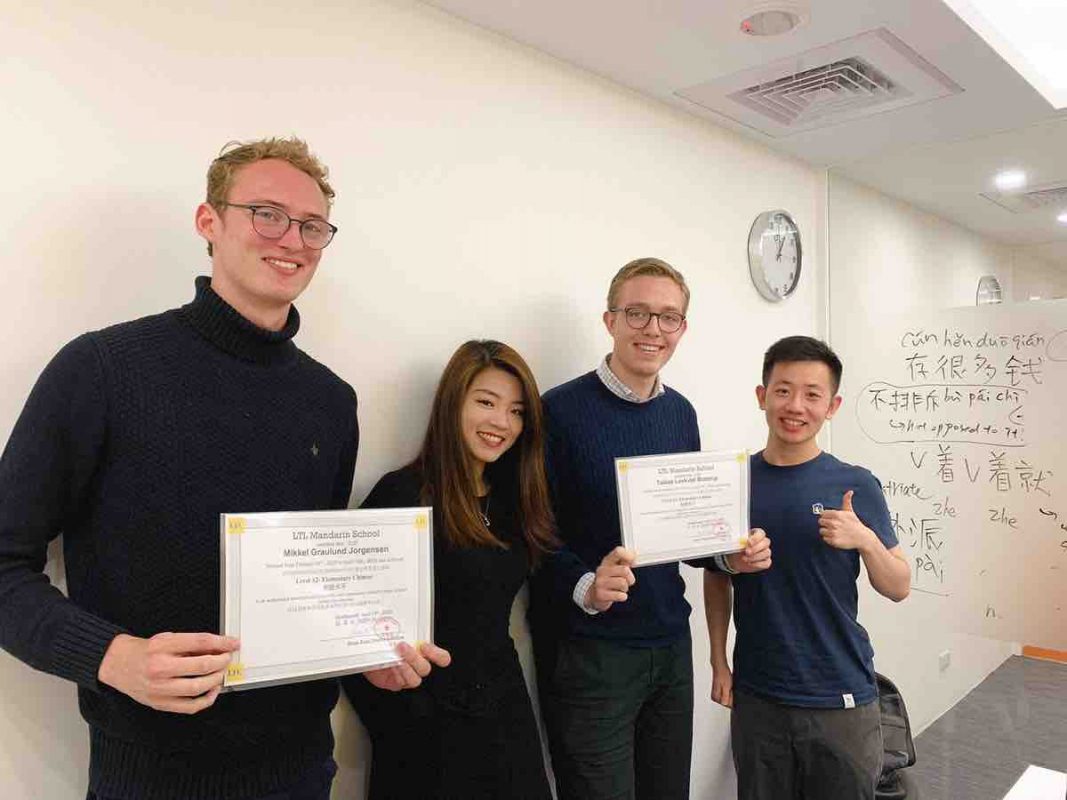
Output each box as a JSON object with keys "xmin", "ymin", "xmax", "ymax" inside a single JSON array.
[
  {"xmin": 676, "ymin": 28, "xmax": 962, "ymax": 137},
  {"xmin": 981, "ymin": 182, "xmax": 1067, "ymax": 214},
  {"xmin": 731, "ymin": 57, "xmax": 897, "ymax": 127}
]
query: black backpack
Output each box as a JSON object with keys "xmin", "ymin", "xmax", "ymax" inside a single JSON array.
[{"xmin": 876, "ymin": 672, "xmax": 920, "ymax": 800}]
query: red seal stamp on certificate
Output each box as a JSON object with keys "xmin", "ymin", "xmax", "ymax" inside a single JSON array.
[{"xmin": 373, "ymin": 615, "xmax": 402, "ymax": 640}]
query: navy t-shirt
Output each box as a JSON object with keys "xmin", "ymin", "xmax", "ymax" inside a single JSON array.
[{"xmin": 732, "ymin": 451, "xmax": 898, "ymax": 708}]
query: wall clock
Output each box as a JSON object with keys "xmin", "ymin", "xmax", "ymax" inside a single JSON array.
[
  {"xmin": 748, "ymin": 209, "xmax": 801, "ymax": 302},
  {"xmin": 976, "ymin": 275, "xmax": 1003, "ymax": 305}
]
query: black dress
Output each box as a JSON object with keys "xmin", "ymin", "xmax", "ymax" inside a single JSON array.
[{"xmin": 342, "ymin": 464, "xmax": 552, "ymax": 800}]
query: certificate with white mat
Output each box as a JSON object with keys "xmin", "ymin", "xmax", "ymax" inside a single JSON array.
[
  {"xmin": 220, "ymin": 507, "xmax": 433, "ymax": 690},
  {"xmin": 615, "ymin": 450, "xmax": 750, "ymax": 566}
]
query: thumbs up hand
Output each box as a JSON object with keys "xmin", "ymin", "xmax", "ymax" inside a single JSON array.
[{"xmin": 817, "ymin": 490, "xmax": 876, "ymax": 553}]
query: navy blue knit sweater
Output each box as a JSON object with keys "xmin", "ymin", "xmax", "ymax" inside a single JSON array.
[
  {"xmin": 0, "ymin": 277, "xmax": 358, "ymax": 798},
  {"xmin": 535, "ymin": 371, "xmax": 701, "ymax": 646}
]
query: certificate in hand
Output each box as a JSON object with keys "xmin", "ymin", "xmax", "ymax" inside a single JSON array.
[
  {"xmin": 219, "ymin": 507, "xmax": 433, "ymax": 691},
  {"xmin": 615, "ymin": 450, "xmax": 750, "ymax": 566}
]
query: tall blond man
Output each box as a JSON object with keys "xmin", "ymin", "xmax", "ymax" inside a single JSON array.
[
  {"xmin": 530, "ymin": 258, "xmax": 771, "ymax": 800},
  {"xmin": 0, "ymin": 138, "xmax": 446, "ymax": 800}
]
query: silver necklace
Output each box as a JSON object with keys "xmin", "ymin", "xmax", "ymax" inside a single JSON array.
[{"xmin": 479, "ymin": 494, "xmax": 491, "ymax": 528}]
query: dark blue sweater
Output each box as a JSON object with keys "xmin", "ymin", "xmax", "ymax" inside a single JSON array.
[
  {"xmin": 535, "ymin": 371, "xmax": 701, "ymax": 646},
  {"xmin": 0, "ymin": 277, "xmax": 358, "ymax": 799}
]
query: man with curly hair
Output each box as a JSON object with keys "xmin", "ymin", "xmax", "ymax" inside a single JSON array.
[{"xmin": 0, "ymin": 137, "xmax": 448, "ymax": 799}]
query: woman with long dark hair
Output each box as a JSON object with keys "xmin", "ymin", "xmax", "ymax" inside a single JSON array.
[{"xmin": 343, "ymin": 340, "xmax": 557, "ymax": 799}]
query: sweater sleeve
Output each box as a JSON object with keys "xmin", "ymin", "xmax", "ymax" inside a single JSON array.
[
  {"xmin": 0, "ymin": 334, "xmax": 126, "ymax": 690},
  {"xmin": 538, "ymin": 406, "xmax": 593, "ymax": 604}
]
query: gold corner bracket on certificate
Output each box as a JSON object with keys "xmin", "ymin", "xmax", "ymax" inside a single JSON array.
[
  {"xmin": 219, "ymin": 507, "xmax": 434, "ymax": 691},
  {"xmin": 615, "ymin": 450, "xmax": 750, "ymax": 567}
]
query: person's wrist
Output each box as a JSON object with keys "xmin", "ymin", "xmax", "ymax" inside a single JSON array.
[
  {"xmin": 856, "ymin": 527, "xmax": 879, "ymax": 556},
  {"xmin": 574, "ymin": 572, "xmax": 600, "ymax": 614},
  {"xmin": 98, "ymin": 633, "xmax": 131, "ymax": 685}
]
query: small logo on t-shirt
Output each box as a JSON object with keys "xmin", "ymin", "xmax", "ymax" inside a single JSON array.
[
  {"xmin": 310, "ymin": 443, "xmax": 319, "ymax": 457},
  {"xmin": 811, "ymin": 503, "xmax": 824, "ymax": 515}
]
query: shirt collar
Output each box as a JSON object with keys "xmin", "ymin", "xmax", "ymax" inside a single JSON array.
[{"xmin": 596, "ymin": 355, "xmax": 664, "ymax": 404}]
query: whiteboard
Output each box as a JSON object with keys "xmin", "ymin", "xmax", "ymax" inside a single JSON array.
[{"xmin": 833, "ymin": 300, "xmax": 1067, "ymax": 649}]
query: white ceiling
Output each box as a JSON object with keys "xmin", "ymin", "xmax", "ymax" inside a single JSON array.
[{"xmin": 422, "ymin": 0, "xmax": 1067, "ymax": 259}]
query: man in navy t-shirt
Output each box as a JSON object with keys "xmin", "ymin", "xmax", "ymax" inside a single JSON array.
[{"xmin": 704, "ymin": 335, "xmax": 910, "ymax": 800}]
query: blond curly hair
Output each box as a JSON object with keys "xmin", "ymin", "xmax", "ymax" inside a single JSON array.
[{"xmin": 204, "ymin": 137, "xmax": 334, "ymax": 256}]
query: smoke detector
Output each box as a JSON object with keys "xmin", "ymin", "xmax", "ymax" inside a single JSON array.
[{"xmin": 741, "ymin": 9, "xmax": 803, "ymax": 37}]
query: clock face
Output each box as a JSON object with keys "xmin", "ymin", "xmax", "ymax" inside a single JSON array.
[{"xmin": 748, "ymin": 210, "xmax": 801, "ymax": 302}]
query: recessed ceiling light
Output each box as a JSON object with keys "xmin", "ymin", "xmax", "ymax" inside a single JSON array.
[
  {"xmin": 740, "ymin": 9, "xmax": 802, "ymax": 37},
  {"xmin": 994, "ymin": 169, "xmax": 1027, "ymax": 192},
  {"xmin": 1057, "ymin": 210, "xmax": 1067, "ymax": 224},
  {"xmin": 940, "ymin": 0, "xmax": 1067, "ymax": 109}
]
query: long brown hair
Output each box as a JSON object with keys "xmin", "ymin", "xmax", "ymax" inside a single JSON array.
[{"xmin": 415, "ymin": 340, "xmax": 557, "ymax": 563}]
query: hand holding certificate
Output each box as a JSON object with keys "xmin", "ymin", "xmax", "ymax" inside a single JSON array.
[
  {"xmin": 615, "ymin": 450, "xmax": 750, "ymax": 566},
  {"xmin": 220, "ymin": 507, "xmax": 434, "ymax": 690}
]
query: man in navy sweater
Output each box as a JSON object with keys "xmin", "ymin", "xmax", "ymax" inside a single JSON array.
[
  {"xmin": 704, "ymin": 335, "xmax": 910, "ymax": 799},
  {"xmin": 532, "ymin": 257, "xmax": 772, "ymax": 800},
  {"xmin": 0, "ymin": 138, "xmax": 447, "ymax": 799}
]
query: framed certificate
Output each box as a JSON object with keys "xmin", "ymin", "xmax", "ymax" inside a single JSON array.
[
  {"xmin": 615, "ymin": 450, "xmax": 750, "ymax": 566},
  {"xmin": 220, "ymin": 507, "xmax": 433, "ymax": 691}
]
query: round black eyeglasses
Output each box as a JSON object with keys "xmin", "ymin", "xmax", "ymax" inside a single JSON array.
[
  {"xmin": 609, "ymin": 306, "xmax": 686, "ymax": 334},
  {"xmin": 223, "ymin": 203, "xmax": 338, "ymax": 250}
]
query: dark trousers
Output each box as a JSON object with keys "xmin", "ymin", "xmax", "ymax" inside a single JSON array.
[
  {"xmin": 86, "ymin": 758, "xmax": 337, "ymax": 800},
  {"xmin": 540, "ymin": 634, "xmax": 693, "ymax": 800},
  {"xmin": 731, "ymin": 687, "xmax": 882, "ymax": 800},
  {"xmin": 358, "ymin": 671, "xmax": 553, "ymax": 800}
]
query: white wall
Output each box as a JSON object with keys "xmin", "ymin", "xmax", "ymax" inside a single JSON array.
[
  {"xmin": 827, "ymin": 173, "xmax": 1017, "ymax": 734},
  {"xmin": 827, "ymin": 174, "xmax": 1017, "ymax": 318},
  {"xmin": 1010, "ymin": 248, "xmax": 1067, "ymax": 301},
  {"xmin": 0, "ymin": 1, "xmax": 825, "ymax": 797}
]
